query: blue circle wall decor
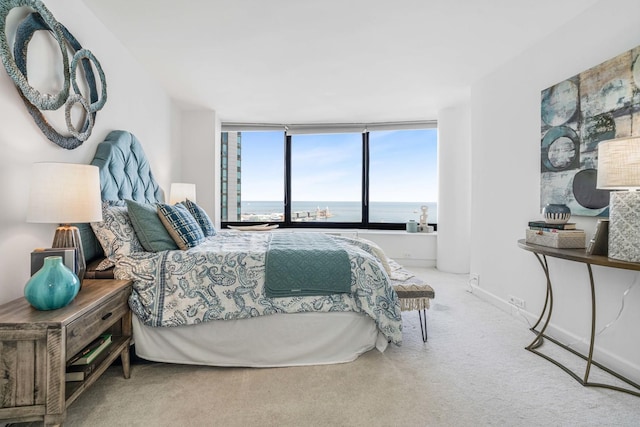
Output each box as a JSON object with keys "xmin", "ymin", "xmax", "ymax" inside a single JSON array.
[
  {"xmin": 70, "ymin": 48, "xmax": 107, "ymax": 113},
  {"xmin": 13, "ymin": 12, "xmax": 100, "ymax": 149},
  {"xmin": 65, "ymin": 94, "xmax": 94, "ymax": 142},
  {"xmin": 0, "ymin": 0, "xmax": 70, "ymax": 111},
  {"xmin": 0, "ymin": 3, "xmax": 107, "ymax": 149}
]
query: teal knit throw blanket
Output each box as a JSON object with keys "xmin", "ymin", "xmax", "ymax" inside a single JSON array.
[{"xmin": 265, "ymin": 233, "xmax": 352, "ymax": 298}]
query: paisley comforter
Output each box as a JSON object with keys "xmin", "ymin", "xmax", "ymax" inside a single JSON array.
[{"xmin": 114, "ymin": 231, "xmax": 403, "ymax": 344}]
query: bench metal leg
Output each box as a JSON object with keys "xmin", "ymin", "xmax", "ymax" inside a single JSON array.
[{"xmin": 418, "ymin": 309, "xmax": 428, "ymax": 342}]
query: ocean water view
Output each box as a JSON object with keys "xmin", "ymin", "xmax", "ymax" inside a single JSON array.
[{"xmin": 241, "ymin": 201, "xmax": 437, "ymax": 223}]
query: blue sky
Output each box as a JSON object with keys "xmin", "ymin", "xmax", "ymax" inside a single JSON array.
[{"xmin": 239, "ymin": 129, "xmax": 437, "ymax": 202}]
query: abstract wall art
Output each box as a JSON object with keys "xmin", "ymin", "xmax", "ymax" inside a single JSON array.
[
  {"xmin": 0, "ymin": 0, "xmax": 106, "ymax": 149},
  {"xmin": 540, "ymin": 45, "xmax": 640, "ymax": 216}
]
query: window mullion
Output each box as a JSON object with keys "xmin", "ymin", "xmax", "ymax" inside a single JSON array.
[
  {"xmin": 284, "ymin": 134, "xmax": 292, "ymax": 226},
  {"xmin": 362, "ymin": 132, "xmax": 369, "ymax": 227}
]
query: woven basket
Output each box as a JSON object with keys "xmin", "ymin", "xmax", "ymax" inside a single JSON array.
[{"xmin": 525, "ymin": 229, "xmax": 586, "ymax": 249}]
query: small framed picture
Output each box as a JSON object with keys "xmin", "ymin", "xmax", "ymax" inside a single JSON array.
[
  {"xmin": 31, "ymin": 248, "xmax": 77, "ymax": 275},
  {"xmin": 587, "ymin": 219, "xmax": 609, "ymax": 256}
]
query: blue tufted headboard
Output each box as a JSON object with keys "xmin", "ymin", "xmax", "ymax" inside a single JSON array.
[
  {"xmin": 79, "ymin": 130, "xmax": 165, "ymax": 265},
  {"xmin": 91, "ymin": 130, "xmax": 164, "ymax": 203}
]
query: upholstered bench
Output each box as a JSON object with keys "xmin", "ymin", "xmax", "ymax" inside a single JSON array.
[{"xmin": 393, "ymin": 283, "xmax": 435, "ymax": 342}]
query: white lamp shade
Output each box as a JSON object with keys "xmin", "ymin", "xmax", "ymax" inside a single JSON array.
[
  {"xmin": 27, "ymin": 163, "xmax": 103, "ymax": 223},
  {"xmin": 596, "ymin": 137, "xmax": 640, "ymax": 190},
  {"xmin": 169, "ymin": 183, "xmax": 196, "ymax": 204}
]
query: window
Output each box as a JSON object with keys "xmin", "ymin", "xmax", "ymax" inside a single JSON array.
[
  {"xmin": 291, "ymin": 133, "xmax": 362, "ymax": 223},
  {"xmin": 221, "ymin": 123, "xmax": 437, "ymax": 229},
  {"xmin": 220, "ymin": 130, "xmax": 284, "ymax": 222},
  {"xmin": 368, "ymin": 129, "xmax": 438, "ymax": 224}
]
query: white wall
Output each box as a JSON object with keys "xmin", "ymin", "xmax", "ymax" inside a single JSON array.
[
  {"xmin": 179, "ymin": 110, "xmax": 218, "ymax": 219},
  {"xmin": 437, "ymin": 102, "xmax": 471, "ymax": 273},
  {"xmin": 278, "ymin": 228, "xmax": 437, "ymax": 268},
  {"xmin": 470, "ymin": 0, "xmax": 640, "ymax": 382},
  {"xmin": 0, "ymin": 0, "xmax": 175, "ymax": 304},
  {"xmin": 356, "ymin": 231, "xmax": 436, "ymax": 268}
]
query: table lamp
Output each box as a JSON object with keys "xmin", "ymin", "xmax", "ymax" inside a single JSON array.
[
  {"xmin": 169, "ymin": 182, "xmax": 196, "ymax": 204},
  {"xmin": 27, "ymin": 163, "xmax": 103, "ymax": 282},
  {"xmin": 596, "ymin": 136, "xmax": 640, "ymax": 262}
]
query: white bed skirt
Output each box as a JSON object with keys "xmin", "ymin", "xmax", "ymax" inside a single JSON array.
[{"xmin": 132, "ymin": 312, "xmax": 389, "ymax": 367}]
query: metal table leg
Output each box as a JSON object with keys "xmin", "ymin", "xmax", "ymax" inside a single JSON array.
[
  {"xmin": 527, "ymin": 253, "xmax": 552, "ymax": 350},
  {"xmin": 526, "ymin": 254, "xmax": 640, "ymax": 397}
]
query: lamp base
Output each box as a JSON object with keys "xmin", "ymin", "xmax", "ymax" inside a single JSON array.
[
  {"xmin": 52, "ymin": 224, "xmax": 86, "ymax": 285},
  {"xmin": 608, "ymin": 192, "xmax": 640, "ymax": 263}
]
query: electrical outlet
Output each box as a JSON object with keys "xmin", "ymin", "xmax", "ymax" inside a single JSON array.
[
  {"xmin": 508, "ymin": 295, "xmax": 526, "ymax": 309},
  {"xmin": 470, "ymin": 273, "xmax": 480, "ymax": 287},
  {"xmin": 402, "ymin": 252, "xmax": 412, "ymax": 258}
]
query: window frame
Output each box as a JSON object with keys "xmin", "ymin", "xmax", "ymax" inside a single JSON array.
[{"xmin": 220, "ymin": 123, "xmax": 438, "ymax": 230}]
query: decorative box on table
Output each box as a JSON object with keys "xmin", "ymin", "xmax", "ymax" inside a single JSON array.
[{"xmin": 525, "ymin": 228, "xmax": 586, "ymax": 249}]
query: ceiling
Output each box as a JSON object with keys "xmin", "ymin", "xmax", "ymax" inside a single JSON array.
[{"xmin": 81, "ymin": 0, "xmax": 598, "ymax": 124}]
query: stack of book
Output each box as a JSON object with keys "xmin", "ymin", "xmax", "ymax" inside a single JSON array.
[
  {"xmin": 66, "ymin": 333, "xmax": 113, "ymax": 382},
  {"xmin": 526, "ymin": 221, "xmax": 586, "ymax": 248}
]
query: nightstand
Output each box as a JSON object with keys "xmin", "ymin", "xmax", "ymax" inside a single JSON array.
[{"xmin": 0, "ymin": 279, "xmax": 132, "ymax": 426}]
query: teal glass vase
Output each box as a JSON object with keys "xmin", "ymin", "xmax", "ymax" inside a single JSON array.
[{"xmin": 24, "ymin": 256, "xmax": 80, "ymax": 311}]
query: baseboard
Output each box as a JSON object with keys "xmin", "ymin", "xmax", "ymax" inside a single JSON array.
[
  {"xmin": 469, "ymin": 283, "xmax": 640, "ymax": 386},
  {"xmin": 397, "ymin": 258, "xmax": 436, "ymax": 268},
  {"xmin": 468, "ymin": 283, "xmax": 530, "ymax": 320}
]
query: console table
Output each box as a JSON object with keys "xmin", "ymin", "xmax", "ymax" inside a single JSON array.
[{"xmin": 518, "ymin": 239, "xmax": 640, "ymax": 397}]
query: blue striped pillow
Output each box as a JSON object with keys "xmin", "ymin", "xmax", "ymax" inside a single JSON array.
[
  {"xmin": 182, "ymin": 199, "xmax": 216, "ymax": 237},
  {"xmin": 157, "ymin": 203, "xmax": 205, "ymax": 250}
]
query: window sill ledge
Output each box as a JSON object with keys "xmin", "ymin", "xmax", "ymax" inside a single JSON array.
[{"xmin": 272, "ymin": 228, "xmax": 437, "ymax": 236}]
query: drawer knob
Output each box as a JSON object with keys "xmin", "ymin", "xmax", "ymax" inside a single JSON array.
[{"xmin": 101, "ymin": 312, "xmax": 113, "ymax": 320}]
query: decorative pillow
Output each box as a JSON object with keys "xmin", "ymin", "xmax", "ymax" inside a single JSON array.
[
  {"xmin": 95, "ymin": 258, "xmax": 115, "ymax": 271},
  {"xmin": 90, "ymin": 201, "xmax": 144, "ymax": 267},
  {"xmin": 157, "ymin": 203, "xmax": 205, "ymax": 250},
  {"xmin": 125, "ymin": 199, "xmax": 178, "ymax": 252},
  {"xmin": 182, "ymin": 199, "xmax": 216, "ymax": 237}
]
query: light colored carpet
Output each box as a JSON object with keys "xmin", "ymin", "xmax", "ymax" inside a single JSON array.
[{"xmin": 7, "ymin": 267, "xmax": 640, "ymax": 426}]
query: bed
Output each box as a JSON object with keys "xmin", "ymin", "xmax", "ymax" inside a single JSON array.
[{"xmin": 80, "ymin": 130, "xmax": 406, "ymax": 367}]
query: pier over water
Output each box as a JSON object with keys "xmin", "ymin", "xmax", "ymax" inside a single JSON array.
[{"xmin": 242, "ymin": 207, "xmax": 333, "ymax": 222}]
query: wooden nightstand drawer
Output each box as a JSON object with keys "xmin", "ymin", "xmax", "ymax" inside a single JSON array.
[{"xmin": 66, "ymin": 286, "xmax": 130, "ymax": 361}]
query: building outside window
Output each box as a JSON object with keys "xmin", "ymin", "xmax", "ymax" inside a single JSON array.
[
  {"xmin": 220, "ymin": 131, "xmax": 243, "ymax": 221},
  {"xmin": 221, "ymin": 130, "xmax": 285, "ymax": 222}
]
